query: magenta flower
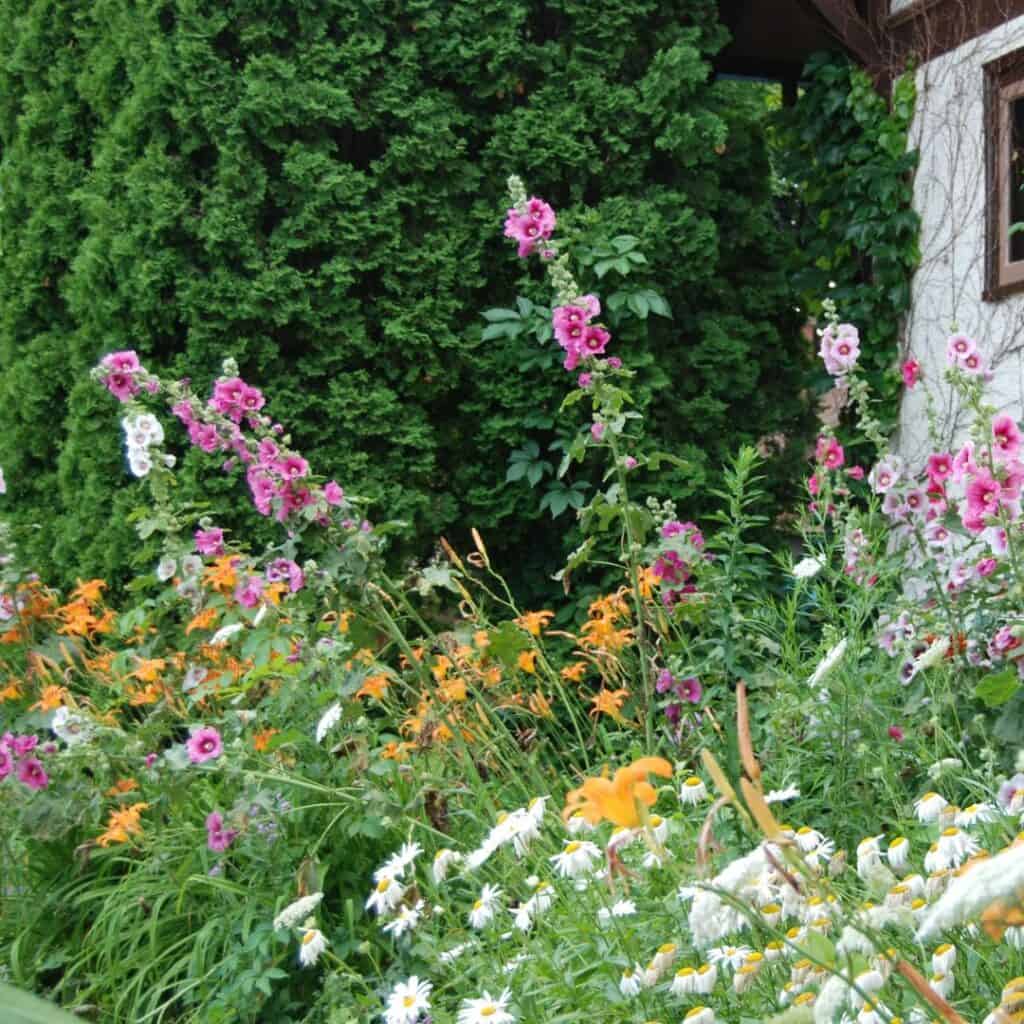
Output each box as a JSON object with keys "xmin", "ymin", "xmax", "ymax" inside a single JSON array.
[
  {"xmin": 581, "ymin": 325, "xmax": 611, "ymax": 357},
  {"xmin": 868, "ymin": 455, "xmax": 902, "ymax": 494},
  {"xmin": 966, "ymin": 469, "xmax": 1002, "ymax": 523},
  {"xmin": 187, "ymin": 727, "xmax": 223, "ymax": 764},
  {"xmin": 926, "ymin": 452, "xmax": 953, "ymax": 487},
  {"xmin": 195, "ymin": 527, "xmax": 225, "ymax": 557},
  {"xmin": 265, "ymin": 558, "xmax": 304, "ymax": 593},
  {"xmin": 503, "ymin": 197, "xmax": 556, "ymax": 258},
  {"xmin": 901, "ymin": 359, "xmax": 920, "ymax": 389},
  {"xmin": 103, "ymin": 372, "xmax": 139, "ymax": 402},
  {"xmin": 607, "ymin": 357, "xmax": 622, "ymax": 369},
  {"xmin": 276, "ymin": 455, "xmax": 309, "ymax": 481},
  {"xmin": 846, "ymin": 465, "xmax": 865, "ymax": 481},
  {"xmin": 807, "ymin": 474, "xmax": 820, "ymax": 497},
  {"xmin": 677, "ymin": 676, "xmax": 702, "ymax": 703},
  {"xmin": 323, "ymin": 480, "xmax": 344, "ymax": 505},
  {"xmin": 815, "ymin": 436, "xmax": 845, "ymax": 470},
  {"xmin": 0, "ymin": 747, "xmax": 12, "ymax": 779},
  {"xmin": 952, "ymin": 442, "xmax": 977, "ymax": 482},
  {"xmin": 11, "ymin": 734, "xmax": 38, "ymax": 757},
  {"xmin": 961, "ymin": 350, "xmax": 987, "ymax": 376},
  {"xmin": 102, "ymin": 350, "xmax": 141, "ymax": 373},
  {"xmin": 17, "ymin": 757, "xmax": 49, "ymax": 790},
  {"xmin": 206, "ymin": 811, "xmax": 239, "ymax": 852},
  {"xmin": 590, "ymin": 422, "xmax": 605, "ymax": 442},
  {"xmin": 655, "ymin": 669, "xmax": 675, "ymax": 694},
  {"xmin": 234, "ymin": 575, "xmax": 264, "ymax": 608},
  {"xmin": 145, "ymin": 752, "xmax": 158, "ymax": 769},
  {"xmin": 993, "ymin": 414, "xmax": 1023, "ymax": 462},
  {"xmin": 888, "ymin": 725, "xmax": 905, "ymax": 742},
  {"xmin": 976, "ymin": 557, "xmax": 998, "ymax": 578}
]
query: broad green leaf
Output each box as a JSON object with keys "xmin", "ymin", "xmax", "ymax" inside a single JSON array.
[{"xmin": 976, "ymin": 667, "xmax": 1020, "ymax": 708}]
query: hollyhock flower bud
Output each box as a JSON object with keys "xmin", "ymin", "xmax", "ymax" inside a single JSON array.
[
  {"xmin": 591, "ymin": 423, "xmax": 605, "ymax": 442},
  {"xmin": 606, "ymin": 357, "xmax": 622, "ymax": 369},
  {"xmin": 901, "ymin": 358, "xmax": 920, "ymax": 388}
]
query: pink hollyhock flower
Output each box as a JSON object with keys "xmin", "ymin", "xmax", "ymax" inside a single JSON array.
[
  {"xmin": 172, "ymin": 400, "xmax": 196, "ymax": 426},
  {"xmin": 947, "ymin": 333, "xmax": 976, "ymax": 365},
  {"xmin": 966, "ymin": 468, "xmax": 1002, "ymax": 522},
  {"xmin": 266, "ymin": 558, "xmax": 304, "ymax": 593},
  {"xmin": 234, "ymin": 575, "xmax": 264, "ymax": 608},
  {"xmin": 581, "ymin": 325, "xmax": 611, "ymax": 358},
  {"xmin": 952, "ymin": 442, "xmax": 977, "ymax": 483},
  {"xmin": 992, "ymin": 625, "xmax": 1021, "ymax": 657},
  {"xmin": 257, "ymin": 439, "xmax": 279, "ymax": 466},
  {"xmin": 525, "ymin": 196, "xmax": 556, "ymax": 234},
  {"xmin": 577, "ymin": 373, "xmax": 592, "ymax": 389},
  {"xmin": 882, "ymin": 491, "xmax": 907, "ymax": 520},
  {"xmin": 145, "ymin": 752, "xmax": 158, "ymax": 769},
  {"xmin": 553, "ymin": 305, "xmax": 590, "ymax": 343},
  {"xmin": 102, "ymin": 350, "xmax": 141, "ymax": 373},
  {"xmin": 655, "ymin": 669, "xmax": 675, "ymax": 694},
  {"xmin": 623, "ymin": 455, "xmax": 637, "ymax": 469},
  {"xmin": 188, "ymin": 421, "xmax": 221, "ymax": 453},
  {"xmin": 993, "ymin": 414, "xmax": 1023, "ymax": 461},
  {"xmin": 888, "ymin": 725, "xmax": 904, "ymax": 742},
  {"xmin": 11, "ymin": 735, "xmax": 38, "ymax": 757},
  {"xmin": 187, "ymin": 727, "xmax": 223, "ymax": 764},
  {"xmin": 926, "ymin": 452, "xmax": 953, "ymax": 487},
  {"xmin": 0, "ymin": 747, "xmax": 11, "ymax": 779},
  {"xmin": 961, "ymin": 350, "xmax": 987, "ymax": 376},
  {"xmin": 846, "ymin": 465, "xmax": 865, "ymax": 481},
  {"xmin": 591, "ymin": 422, "xmax": 605, "ymax": 442},
  {"xmin": 276, "ymin": 483, "xmax": 314, "ymax": 522},
  {"xmin": 925, "ymin": 520, "xmax": 951, "ymax": 547},
  {"xmin": 103, "ymin": 371, "xmax": 139, "ymax": 402},
  {"xmin": 677, "ymin": 676, "xmax": 702, "ymax": 704},
  {"xmin": 818, "ymin": 323, "xmax": 860, "ymax": 376},
  {"xmin": 276, "ymin": 455, "xmax": 309, "ymax": 481},
  {"xmin": 606, "ymin": 357, "xmax": 622, "ymax": 369},
  {"xmin": 976, "ymin": 557, "xmax": 998, "ymax": 578},
  {"xmin": 580, "ymin": 294, "xmax": 601, "ymax": 319},
  {"xmin": 17, "ymin": 757, "xmax": 48, "ymax": 790},
  {"xmin": 868, "ymin": 454, "xmax": 903, "ymax": 494},
  {"xmin": 904, "ymin": 488, "xmax": 927, "ymax": 516},
  {"xmin": 503, "ymin": 197, "xmax": 556, "ymax": 258},
  {"xmin": 807, "ymin": 474, "xmax": 820, "ymax": 497},
  {"xmin": 901, "ymin": 359, "xmax": 920, "ymax": 389},
  {"xmin": 985, "ymin": 525, "xmax": 1009, "ymax": 554},
  {"xmin": 240, "ymin": 384, "xmax": 265, "ymax": 413},
  {"xmin": 815, "ymin": 436, "xmax": 845, "ymax": 470},
  {"xmin": 323, "ymin": 480, "xmax": 344, "ymax": 505},
  {"xmin": 247, "ymin": 470, "xmax": 277, "ymax": 515},
  {"xmin": 653, "ymin": 550, "xmax": 689, "ymax": 586},
  {"xmin": 206, "ymin": 811, "xmax": 239, "ymax": 853},
  {"xmin": 195, "ymin": 527, "xmax": 225, "ymax": 556}
]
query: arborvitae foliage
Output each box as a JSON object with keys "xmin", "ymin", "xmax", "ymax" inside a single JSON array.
[{"xmin": 0, "ymin": 0, "xmax": 813, "ymax": 593}]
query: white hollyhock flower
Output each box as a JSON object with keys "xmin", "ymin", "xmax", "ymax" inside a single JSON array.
[
  {"xmin": 273, "ymin": 892, "xmax": 323, "ymax": 930},
  {"xmin": 128, "ymin": 448, "xmax": 153, "ymax": 477},
  {"xmin": 315, "ymin": 702, "xmax": 342, "ymax": 743},
  {"xmin": 51, "ymin": 706, "xmax": 94, "ymax": 747}
]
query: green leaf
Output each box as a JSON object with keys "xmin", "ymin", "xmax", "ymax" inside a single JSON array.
[
  {"xmin": 0, "ymin": 983, "xmax": 89, "ymax": 1023},
  {"xmin": 487, "ymin": 621, "xmax": 530, "ymax": 667},
  {"xmin": 976, "ymin": 667, "xmax": 1020, "ymax": 708},
  {"xmin": 480, "ymin": 307, "xmax": 520, "ymax": 322}
]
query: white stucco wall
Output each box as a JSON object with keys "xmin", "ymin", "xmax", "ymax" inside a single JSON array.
[{"xmin": 897, "ymin": 15, "xmax": 1024, "ymax": 465}]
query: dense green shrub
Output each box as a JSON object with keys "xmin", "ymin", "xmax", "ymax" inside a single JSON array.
[{"xmin": 0, "ymin": 0, "xmax": 813, "ymax": 593}]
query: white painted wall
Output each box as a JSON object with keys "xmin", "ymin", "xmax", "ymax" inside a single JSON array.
[{"xmin": 897, "ymin": 15, "xmax": 1024, "ymax": 465}]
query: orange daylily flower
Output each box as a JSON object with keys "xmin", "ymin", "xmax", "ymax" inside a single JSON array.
[
  {"xmin": 0, "ymin": 679, "xmax": 22, "ymax": 702},
  {"xmin": 473, "ymin": 630, "xmax": 490, "ymax": 650},
  {"xmin": 515, "ymin": 610, "xmax": 554, "ymax": 637},
  {"xmin": 579, "ymin": 616, "xmax": 634, "ymax": 652},
  {"xmin": 55, "ymin": 598, "xmax": 99, "ymax": 637},
  {"xmin": 204, "ymin": 556, "xmax": 240, "ymax": 594},
  {"xmin": 517, "ymin": 650, "xmax": 537, "ymax": 674},
  {"xmin": 432, "ymin": 655, "xmax": 452, "ymax": 682},
  {"xmin": 589, "ymin": 687, "xmax": 630, "ymax": 722},
  {"xmin": 337, "ymin": 610, "xmax": 353, "ymax": 633},
  {"xmin": 399, "ymin": 646, "xmax": 425, "ymax": 669},
  {"xmin": 128, "ymin": 683, "xmax": 165, "ymax": 706},
  {"xmin": 637, "ymin": 567, "xmax": 660, "ymax": 599},
  {"xmin": 253, "ymin": 728, "xmax": 279, "ymax": 752},
  {"xmin": 561, "ymin": 661, "xmax": 588, "ymax": 683},
  {"xmin": 97, "ymin": 802, "xmax": 149, "ymax": 847},
  {"xmin": 186, "ymin": 607, "xmax": 219, "ymax": 635},
  {"xmin": 70, "ymin": 579, "xmax": 107, "ymax": 606},
  {"xmin": 357, "ymin": 674, "xmax": 390, "ymax": 700},
  {"xmin": 482, "ymin": 666, "xmax": 502, "ymax": 688},
  {"xmin": 30, "ymin": 685, "xmax": 70, "ymax": 711},
  {"xmin": 106, "ymin": 778, "xmax": 139, "ymax": 796},
  {"xmin": 528, "ymin": 692, "xmax": 553, "ymax": 718},
  {"xmin": 438, "ymin": 675, "xmax": 467, "ymax": 702},
  {"xmin": 381, "ymin": 741, "xmax": 416, "ymax": 762},
  {"xmin": 131, "ymin": 658, "xmax": 166, "ymax": 684},
  {"xmin": 563, "ymin": 757, "xmax": 673, "ymax": 828}
]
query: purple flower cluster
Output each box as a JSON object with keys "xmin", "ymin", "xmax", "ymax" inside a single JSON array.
[
  {"xmin": 98, "ymin": 350, "xmax": 158, "ymax": 402},
  {"xmin": 652, "ymin": 520, "xmax": 705, "ymax": 608},
  {"xmin": 0, "ymin": 732, "xmax": 49, "ymax": 790},
  {"xmin": 503, "ymin": 197, "xmax": 556, "ymax": 258},
  {"xmin": 552, "ymin": 297, "xmax": 611, "ymax": 372},
  {"xmin": 206, "ymin": 811, "xmax": 238, "ymax": 852}
]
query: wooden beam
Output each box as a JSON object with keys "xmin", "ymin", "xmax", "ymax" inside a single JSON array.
[
  {"xmin": 801, "ymin": 0, "xmax": 884, "ymax": 67},
  {"xmin": 884, "ymin": 0, "xmax": 1024, "ymax": 65}
]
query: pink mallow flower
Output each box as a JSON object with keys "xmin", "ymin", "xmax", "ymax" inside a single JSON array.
[
  {"xmin": 0, "ymin": 747, "xmax": 12, "ymax": 779},
  {"xmin": 947, "ymin": 333, "xmax": 977, "ymax": 366},
  {"xmin": 265, "ymin": 558, "xmax": 304, "ymax": 593},
  {"xmin": 815, "ymin": 436, "xmax": 844, "ymax": 470},
  {"xmin": 963, "ymin": 469, "xmax": 1003, "ymax": 532},
  {"xmin": 503, "ymin": 197, "xmax": 556, "ymax": 258},
  {"xmin": 993, "ymin": 414, "xmax": 1023, "ymax": 462},
  {"xmin": 888, "ymin": 725, "xmax": 904, "ymax": 742},
  {"xmin": 195, "ymin": 527, "xmax": 225, "ymax": 557},
  {"xmin": 868, "ymin": 454, "xmax": 903, "ymax": 494},
  {"xmin": 187, "ymin": 727, "xmax": 223, "ymax": 764},
  {"xmin": 818, "ymin": 323, "xmax": 860, "ymax": 376},
  {"xmin": 206, "ymin": 811, "xmax": 239, "ymax": 853},
  {"xmin": 17, "ymin": 757, "xmax": 49, "ymax": 790},
  {"xmin": 926, "ymin": 452, "xmax": 953, "ymax": 487},
  {"xmin": 323, "ymin": 481, "xmax": 344, "ymax": 506},
  {"xmin": 901, "ymin": 359, "xmax": 920, "ymax": 389},
  {"xmin": 234, "ymin": 576, "xmax": 264, "ymax": 608}
]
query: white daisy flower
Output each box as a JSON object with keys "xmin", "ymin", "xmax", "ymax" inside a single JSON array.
[
  {"xmin": 931, "ymin": 942, "xmax": 956, "ymax": 975},
  {"xmin": 433, "ymin": 847, "xmax": 462, "ymax": 883},
  {"xmin": 210, "ymin": 622, "xmax": 244, "ymax": 646},
  {"xmin": 707, "ymin": 944, "xmax": 752, "ymax": 970},
  {"xmin": 886, "ymin": 836, "xmax": 910, "ymax": 871},
  {"xmin": 794, "ymin": 826, "xmax": 824, "ymax": 852},
  {"xmin": 502, "ymin": 952, "xmax": 529, "ymax": 974},
  {"xmin": 680, "ymin": 776, "xmax": 708, "ymax": 804},
  {"xmin": 597, "ymin": 898, "xmax": 636, "ymax": 923},
  {"xmin": 955, "ymin": 802, "xmax": 998, "ymax": 827},
  {"xmin": 297, "ymin": 927, "xmax": 328, "ymax": 967},
  {"xmin": 924, "ymin": 843, "xmax": 947, "ymax": 874},
  {"xmin": 315, "ymin": 702, "xmax": 342, "ymax": 743},
  {"xmin": 684, "ymin": 1007, "xmax": 715, "ymax": 1024},
  {"xmin": 652, "ymin": 942, "xmax": 678, "ymax": 973},
  {"xmin": 930, "ymin": 971, "xmax": 954, "ymax": 998},
  {"xmin": 694, "ymin": 961, "xmax": 718, "ymax": 993},
  {"xmin": 549, "ymin": 840, "xmax": 601, "ymax": 878},
  {"xmin": 366, "ymin": 876, "xmax": 405, "ymax": 916},
  {"xmin": 468, "ymin": 883, "xmax": 502, "ymax": 929},
  {"xmin": 937, "ymin": 826, "xmax": 979, "ymax": 868},
  {"xmin": 670, "ymin": 965, "xmax": 698, "ymax": 996},
  {"xmin": 914, "ymin": 791, "xmax": 948, "ymax": 823},
  {"xmin": 439, "ymin": 942, "xmax": 471, "ymax": 965},
  {"xmin": 765, "ymin": 785, "xmax": 801, "ymax": 804},
  {"xmin": 733, "ymin": 962, "xmax": 759, "ymax": 993},
  {"xmin": 607, "ymin": 825, "xmax": 637, "ymax": 852},
  {"xmin": 273, "ymin": 892, "xmax": 324, "ymax": 930},
  {"xmin": 375, "ymin": 841, "xmax": 423, "ymax": 883},
  {"xmin": 527, "ymin": 795, "xmax": 547, "ymax": 824},
  {"xmin": 565, "ymin": 810, "xmax": 597, "ymax": 834},
  {"xmin": 642, "ymin": 846, "xmax": 673, "ymax": 869},
  {"xmin": 382, "ymin": 899, "xmax": 424, "ymax": 939},
  {"xmin": 456, "ymin": 987, "xmax": 514, "ymax": 1024},
  {"xmin": 849, "ymin": 969, "xmax": 884, "ymax": 1007},
  {"xmin": 619, "ymin": 965, "xmax": 642, "ymax": 996},
  {"xmin": 384, "ymin": 975, "xmax": 432, "ymax": 1024}
]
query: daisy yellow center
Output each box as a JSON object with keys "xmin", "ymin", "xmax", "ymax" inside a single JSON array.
[
  {"xmin": 941, "ymin": 827, "xmax": 959, "ymax": 837},
  {"xmin": 685, "ymin": 1009, "xmax": 708, "ymax": 1021},
  {"xmin": 796, "ymin": 826, "xmax": 812, "ymax": 834},
  {"xmin": 473, "ymin": 899, "xmax": 483, "ymax": 910},
  {"xmin": 649, "ymin": 815, "xmax": 662, "ymax": 827},
  {"xmin": 922, "ymin": 791, "xmax": 938, "ymax": 801},
  {"xmin": 684, "ymin": 777, "xmax": 701, "ymax": 787},
  {"xmin": 911, "ymin": 898, "xmax": 926, "ymax": 909},
  {"xmin": 481, "ymin": 1008, "xmax": 496, "ymax": 1018},
  {"xmin": 658, "ymin": 943, "xmax": 676, "ymax": 954},
  {"xmin": 676, "ymin": 966, "xmax": 695, "ymax": 977},
  {"xmin": 936, "ymin": 943, "xmax": 953, "ymax": 954},
  {"xmin": 794, "ymin": 993, "xmax": 815, "ymax": 1006},
  {"xmin": 376, "ymin": 878, "xmax": 390, "ymax": 892},
  {"xmin": 564, "ymin": 841, "xmax": 581, "ymax": 854},
  {"xmin": 890, "ymin": 885, "xmax": 908, "ymax": 895},
  {"xmin": 746, "ymin": 952, "xmax": 763, "ymax": 964},
  {"xmin": 403, "ymin": 996, "xmax": 416, "ymax": 1008},
  {"xmin": 762, "ymin": 903, "xmax": 780, "ymax": 914},
  {"xmin": 766, "ymin": 941, "xmax": 783, "ymax": 951},
  {"xmin": 891, "ymin": 836, "xmax": 906, "ymax": 846},
  {"xmin": 302, "ymin": 931, "xmax": 316, "ymax": 944},
  {"xmin": 697, "ymin": 963, "xmax": 711, "ymax": 974},
  {"xmin": 496, "ymin": 812, "xmax": 508, "ymax": 823}
]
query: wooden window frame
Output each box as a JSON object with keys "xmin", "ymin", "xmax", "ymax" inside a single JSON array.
[{"xmin": 985, "ymin": 48, "xmax": 1024, "ymax": 301}]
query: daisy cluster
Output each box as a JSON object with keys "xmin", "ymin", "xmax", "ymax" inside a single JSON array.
[{"xmin": 327, "ymin": 774, "xmax": 1024, "ymax": 1024}]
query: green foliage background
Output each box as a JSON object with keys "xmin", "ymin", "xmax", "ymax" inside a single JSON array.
[{"xmin": 0, "ymin": 0, "xmax": 816, "ymax": 592}]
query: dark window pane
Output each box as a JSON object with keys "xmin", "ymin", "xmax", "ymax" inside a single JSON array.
[{"xmin": 1010, "ymin": 97, "xmax": 1024, "ymax": 262}]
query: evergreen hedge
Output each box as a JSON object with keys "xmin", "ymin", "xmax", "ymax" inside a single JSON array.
[{"xmin": 0, "ymin": 0, "xmax": 812, "ymax": 593}]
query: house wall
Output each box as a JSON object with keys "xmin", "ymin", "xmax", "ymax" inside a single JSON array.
[{"xmin": 897, "ymin": 14, "xmax": 1024, "ymax": 466}]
